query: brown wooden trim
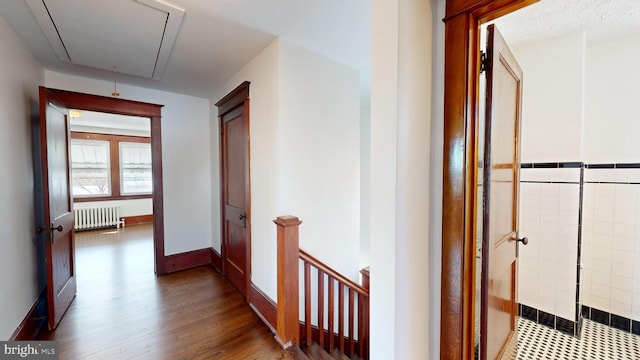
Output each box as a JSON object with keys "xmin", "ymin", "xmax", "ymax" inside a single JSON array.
[
  {"xmin": 215, "ymin": 81, "xmax": 250, "ymax": 115},
  {"xmin": 11, "ymin": 289, "xmax": 47, "ymax": 340},
  {"xmin": 163, "ymin": 248, "xmax": 212, "ymax": 274},
  {"xmin": 249, "ymin": 283, "xmax": 277, "ymax": 330},
  {"xmin": 42, "ymin": 88, "xmax": 165, "ymax": 276},
  {"xmin": 151, "ymin": 115, "xmax": 165, "ymax": 275},
  {"xmin": 122, "ymin": 214, "xmax": 153, "ymax": 225},
  {"xmin": 109, "ymin": 138, "xmax": 120, "ymax": 196},
  {"xmin": 45, "ymin": 88, "xmax": 162, "ymax": 117},
  {"xmin": 440, "ymin": 1, "xmax": 537, "ymax": 359},
  {"xmin": 211, "ymin": 248, "xmax": 222, "ymax": 273},
  {"xmin": 71, "ymin": 132, "xmax": 150, "ymax": 142}
]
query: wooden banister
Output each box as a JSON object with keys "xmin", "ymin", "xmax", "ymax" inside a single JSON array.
[
  {"xmin": 299, "ymin": 250, "xmax": 369, "ymax": 297},
  {"xmin": 298, "ymin": 250, "xmax": 370, "ymax": 359},
  {"xmin": 275, "ymin": 215, "xmax": 369, "ymax": 359},
  {"xmin": 274, "ymin": 215, "xmax": 302, "ymax": 348}
]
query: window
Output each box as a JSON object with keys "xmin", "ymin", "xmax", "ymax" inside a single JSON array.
[
  {"xmin": 70, "ymin": 132, "xmax": 152, "ymax": 201},
  {"xmin": 71, "ymin": 139, "xmax": 111, "ymax": 196},
  {"xmin": 120, "ymin": 142, "xmax": 152, "ymax": 195}
]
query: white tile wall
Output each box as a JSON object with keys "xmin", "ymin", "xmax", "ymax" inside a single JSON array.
[
  {"xmin": 518, "ymin": 168, "xmax": 580, "ymax": 321},
  {"xmin": 582, "ymin": 171, "xmax": 640, "ymax": 321}
]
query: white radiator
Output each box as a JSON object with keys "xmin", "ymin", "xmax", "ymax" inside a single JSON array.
[{"xmin": 73, "ymin": 206, "xmax": 125, "ymax": 231}]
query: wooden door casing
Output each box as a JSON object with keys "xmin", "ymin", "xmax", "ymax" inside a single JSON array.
[
  {"xmin": 441, "ymin": 1, "xmax": 538, "ymax": 358},
  {"xmin": 217, "ymin": 82, "xmax": 251, "ymax": 298},
  {"xmin": 480, "ymin": 25, "xmax": 523, "ymax": 360},
  {"xmin": 37, "ymin": 88, "xmax": 165, "ymax": 274}
]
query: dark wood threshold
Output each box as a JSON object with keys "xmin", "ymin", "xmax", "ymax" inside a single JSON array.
[{"xmin": 11, "ymin": 289, "xmax": 47, "ymax": 340}]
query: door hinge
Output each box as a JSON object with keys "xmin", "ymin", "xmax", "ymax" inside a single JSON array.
[{"xmin": 480, "ymin": 51, "xmax": 490, "ymax": 73}]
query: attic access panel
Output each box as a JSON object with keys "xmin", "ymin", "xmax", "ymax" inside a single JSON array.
[{"xmin": 26, "ymin": 0, "xmax": 184, "ymax": 80}]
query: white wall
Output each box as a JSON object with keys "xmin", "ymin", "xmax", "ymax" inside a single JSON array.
[
  {"xmin": 584, "ymin": 33, "xmax": 640, "ymax": 164},
  {"xmin": 429, "ymin": 0, "xmax": 445, "ymax": 357},
  {"xmin": 580, "ymin": 33, "xmax": 640, "ymax": 323},
  {"xmin": 278, "ymin": 40, "xmax": 361, "ymax": 279},
  {"xmin": 514, "ymin": 32, "xmax": 586, "ymax": 163},
  {"xmin": 394, "ymin": 0, "xmax": 433, "ymax": 357},
  {"xmin": 45, "ymin": 71, "xmax": 212, "ymax": 256},
  {"xmin": 213, "ymin": 38, "xmax": 361, "ymax": 301},
  {"xmin": 370, "ymin": 0, "xmax": 434, "ymax": 358},
  {"xmin": 0, "ymin": 16, "xmax": 44, "ymax": 339},
  {"xmin": 74, "ymin": 199, "xmax": 152, "ymax": 218}
]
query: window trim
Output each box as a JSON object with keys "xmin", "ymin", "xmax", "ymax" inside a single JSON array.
[{"xmin": 71, "ymin": 131, "xmax": 152, "ymax": 202}]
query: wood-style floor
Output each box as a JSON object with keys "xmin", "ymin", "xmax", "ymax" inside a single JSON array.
[{"xmin": 38, "ymin": 224, "xmax": 301, "ymax": 359}]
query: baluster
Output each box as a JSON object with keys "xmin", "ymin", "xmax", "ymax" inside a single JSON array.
[
  {"xmin": 348, "ymin": 287, "xmax": 355, "ymax": 356},
  {"xmin": 328, "ymin": 275, "xmax": 335, "ymax": 353},
  {"xmin": 318, "ymin": 269, "xmax": 325, "ymax": 348},
  {"xmin": 358, "ymin": 292, "xmax": 363, "ymax": 357},
  {"xmin": 360, "ymin": 267, "xmax": 370, "ymax": 359},
  {"xmin": 338, "ymin": 283, "xmax": 344, "ymax": 352},
  {"xmin": 305, "ymin": 262, "xmax": 311, "ymax": 345}
]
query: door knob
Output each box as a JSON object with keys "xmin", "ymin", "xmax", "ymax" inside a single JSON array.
[
  {"xmin": 53, "ymin": 225, "xmax": 64, "ymax": 232},
  {"xmin": 517, "ymin": 236, "xmax": 528, "ymax": 245}
]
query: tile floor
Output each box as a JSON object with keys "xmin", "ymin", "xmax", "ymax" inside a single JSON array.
[{"xmin": 517, "ymin": 317, "xmax": 640, "ymax": 360}]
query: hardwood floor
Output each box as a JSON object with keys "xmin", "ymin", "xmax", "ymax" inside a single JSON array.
[{"xmin": 38, "ymin": 224, "xmax": 301, "ymax": 359}]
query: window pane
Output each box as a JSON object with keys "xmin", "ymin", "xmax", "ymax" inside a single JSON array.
[
  {"xmin": 71, "ymin": 139, "xmax": 111, "ymax": 196},
  {"xmin": 120, "ymin": 142, "xmax": 152, "ymax": 195}
]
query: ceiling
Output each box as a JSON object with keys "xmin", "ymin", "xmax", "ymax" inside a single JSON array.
[
  {"xmin": 0, "ymin": 1, "xmax": 638, "ymax": 100},
  {"xmin": 494, "ymin": 0, "xmax": 640, "ymax": 46},
  {"xmin": 0, "ymin": 0, "xmax": 371, "ymax": 99}
]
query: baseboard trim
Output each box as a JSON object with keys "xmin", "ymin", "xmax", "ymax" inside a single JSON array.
[
  {"xmin": 122, "ymin": 214, "xmax": 153, "ymax": 226},
  {"xmin": 11, "ymin": 289, "xmax": 47, "ymax": 340},
  {"xmin": 211, "ymin": 248, "xmax": 222, "ymax": 273},
  {"xmin": 249, "ymin": 283, "xmax": 277, "ymax": 330},
  {"xmin": 164, "ymin": 248, "xmax": 212, "ymax": 273}
]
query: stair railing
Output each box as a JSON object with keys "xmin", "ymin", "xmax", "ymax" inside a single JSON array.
[{"xmin": 275, "ymin": 216, "xmax": 369, "ymax": 359}]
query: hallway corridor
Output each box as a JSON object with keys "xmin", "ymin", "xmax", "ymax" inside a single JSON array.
[{"xmin": 38, "ymin": 224, "xmax": 297, "ymax": 359}]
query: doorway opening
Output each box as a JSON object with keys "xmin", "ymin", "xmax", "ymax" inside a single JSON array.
[
  {"xmin": 45, "ymin": 88, "xmax": 166, "ymax": 275},
  {"xmin": 69, "ymin": 110, "xmax": 156, "ymax": 292}
]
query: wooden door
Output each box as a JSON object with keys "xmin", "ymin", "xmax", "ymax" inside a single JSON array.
[
  {"xmin": 217, "ymin": 82, "xmax": 251, "ymax": 298},
  {"xmin": 39, "ymin": 87, "xmax": 77, "ymax": 329},
  {"xmin": 479, "ymin": 25, "xmax": 525, "ymax": 360}
]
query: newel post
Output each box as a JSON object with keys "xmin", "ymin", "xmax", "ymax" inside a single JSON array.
[{"xmin": 274, "ymin": 215, "xmax": 302, "ymax": 348}]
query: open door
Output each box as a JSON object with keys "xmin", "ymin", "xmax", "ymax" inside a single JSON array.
[
  {"xmin": 479, "ymin": 25, "xmax": 526, "ymax": 360},
  {"xmin": 39, "ymin": 87, "xmax": 77, "ymax": 329}
]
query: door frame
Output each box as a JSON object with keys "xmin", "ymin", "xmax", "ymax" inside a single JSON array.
[
  {"xmin": 440, "ymin": 1, "xmax": 537, "ymax": 358},
  {"xmin": 216, "ymin": 81, "xmax": 252, "ymax": 296},
  {"xmin": 43, "ymin": 88, "xmax": 168, "ymax": 275}
]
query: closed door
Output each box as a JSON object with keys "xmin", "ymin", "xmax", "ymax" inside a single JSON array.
[
  {"xmin": 480, "ymin": 25, "xmax": 526, "ymax": 360},
  {"xmin": 39, "ymin": 87, "xmax": 77, "ymax": 329},
  {"xmin": 218, "ymin": 82, "xmax": 251, "ymax": 298}
]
